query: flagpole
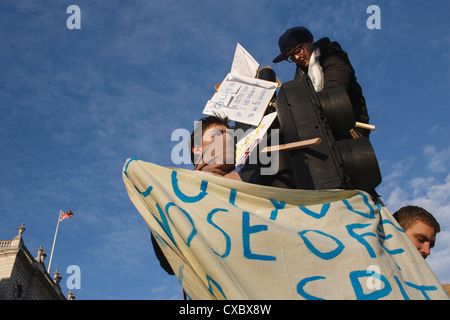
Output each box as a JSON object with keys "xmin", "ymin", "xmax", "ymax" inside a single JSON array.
[{"xmin": 47, "ymin": 212, "xmax": 61, "ymax": 273}]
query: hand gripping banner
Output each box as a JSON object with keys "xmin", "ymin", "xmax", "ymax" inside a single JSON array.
[{"xmin": 123, "ymin": 159, "xmax": 449, "ymax": 300}]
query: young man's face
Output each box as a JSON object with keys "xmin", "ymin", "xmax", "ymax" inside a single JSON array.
[
  {"xmin": 202, "ymin": 124, "xmax": 229, "ymax": 148},
  {"xmin": 287, "ymin": 40, "xmax": 315, "ymax": 67},
  {"xmin": 404, "ymin": 220, "xmax": 436, "ymax": 259},
  {"xmin": 192, "ymin": 123, "xmax": 230, "ymax": 161}
]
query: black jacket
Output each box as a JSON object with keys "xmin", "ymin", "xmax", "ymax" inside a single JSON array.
[{"xmin": 295, "ymin": 37, "xmax": 370, "ymax": 137}]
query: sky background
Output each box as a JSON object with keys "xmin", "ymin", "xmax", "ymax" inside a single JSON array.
[{"xmin": 1, "ymin": 0, "xmax": 449, "ymax": 300}]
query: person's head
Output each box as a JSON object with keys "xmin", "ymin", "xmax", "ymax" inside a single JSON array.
[
  {"xmin": 393, "ymin": 205, "xmax": 440, "ymax": 259},
  {"xmin": 273, "ymin": 26, "xmax": 315, "ymax": 68},
  {"xmin": 190, "ymin": 115, "xmax": 231, "ymax": 165}
]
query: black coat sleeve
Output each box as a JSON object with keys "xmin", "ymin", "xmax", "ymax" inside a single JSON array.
[
  {"xmin": 151, "ymin": 232, "xmax": 175, "ymax": 275},
  {"xmin": 321, "ymin": 54, "xmax": 354, "ymax": 91}
]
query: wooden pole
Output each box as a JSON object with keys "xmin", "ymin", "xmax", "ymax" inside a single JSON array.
[
  {"xmin": 355, "ymin": 121, "xmax": 375, "ymax": 131},
  {"xmin": 261, "ymin": 137, "xmax": 322, "ymax": 153}
]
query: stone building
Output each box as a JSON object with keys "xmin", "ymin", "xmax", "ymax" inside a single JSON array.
[{"xmin": 0, "ymin": 224, "xmax": 74, "ymax": 300}]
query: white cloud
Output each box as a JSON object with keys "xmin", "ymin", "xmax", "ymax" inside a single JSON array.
[
  {"xmin": 427, "ymin": 231, "xmax": 450, "ymax": 284},
  {"xmin": 424, "ymin": 145, "xmax": 450, "ymax": 173},
  {"xmin": 149, "ymin": 281, "xmax": 182, "ymax": 300},
  {"xmin": 379, "ymin": 144, "xmax": 450, "ymax": 285}
]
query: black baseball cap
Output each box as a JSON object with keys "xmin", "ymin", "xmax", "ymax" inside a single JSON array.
[{"xmin": 273, "ymin": 27, "xmax": 313, "ymax": 63}]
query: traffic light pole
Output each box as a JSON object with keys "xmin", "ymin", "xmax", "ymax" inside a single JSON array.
[
  {"xmin": 274, "ymin": 72, "xmax": 381, "ymax": 193},
  {"xmin": 275, "ymin": 73, "xmax": 352, "ymax": 190}
]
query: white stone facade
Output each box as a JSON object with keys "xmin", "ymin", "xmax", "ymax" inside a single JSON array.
[{"xmin": 0, "ymin": 225, "xmax": 71, "ymax": 300}]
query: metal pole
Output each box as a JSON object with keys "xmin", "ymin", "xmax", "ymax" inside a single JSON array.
[{"xmin": 47, "ymin": 212, "xmax": 61, "ymax": 273}]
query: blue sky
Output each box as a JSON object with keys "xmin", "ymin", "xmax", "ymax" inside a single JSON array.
[{"xmin": 1, "ymin": 0, "xmax": 449, "ymax": 300}]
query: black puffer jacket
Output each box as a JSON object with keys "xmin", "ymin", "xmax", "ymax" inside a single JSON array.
[{"xmin": 295, "ymin": 37, "xmax": 370, "ymax": 137}]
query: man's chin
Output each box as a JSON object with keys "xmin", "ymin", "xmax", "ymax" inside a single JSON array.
[{"xmin": 296, "ymin": 62, "xmax": 308, "ymax": 68}]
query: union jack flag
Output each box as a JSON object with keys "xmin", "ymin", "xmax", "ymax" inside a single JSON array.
[{"xmin": 59, "ymin": 210, "xmax": 74, "ymax": 221}]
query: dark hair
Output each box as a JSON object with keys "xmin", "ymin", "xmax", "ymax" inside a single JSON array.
[
  {"xmin": 189, "ymin": 115, "xmax": 230, "ymax": 164},
  {"xmin": 393, "ymin": 205, "xmax": 441, "ymax": 234}
]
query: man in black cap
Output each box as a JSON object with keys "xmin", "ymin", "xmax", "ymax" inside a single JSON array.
[{"xmin": 273, "ymin": 26, "xmax": 370, "ymax": 137}]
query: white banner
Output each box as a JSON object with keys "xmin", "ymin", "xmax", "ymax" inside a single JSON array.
[{"xmin": 123, "ymin": 159, "xmax": 449, "ymax": 300}]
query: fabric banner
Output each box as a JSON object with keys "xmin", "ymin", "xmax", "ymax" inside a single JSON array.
[{"xmin": 123, "ymin": 159, "xmax": 449, "ymax": 300}]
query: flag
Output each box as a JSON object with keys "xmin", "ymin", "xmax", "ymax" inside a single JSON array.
[{"xmin": 59, "ymin": 210, "xmax": 73, "ymax": 221}]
